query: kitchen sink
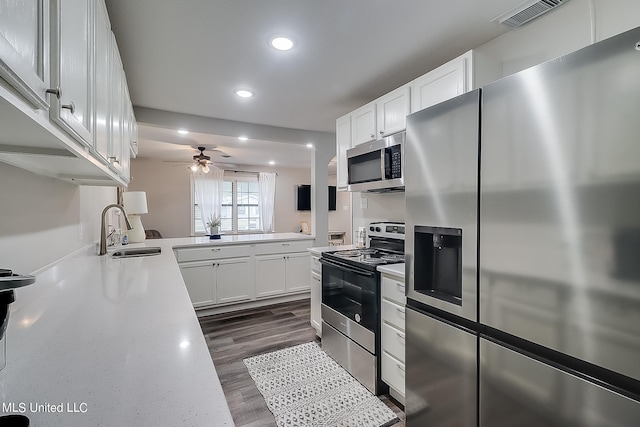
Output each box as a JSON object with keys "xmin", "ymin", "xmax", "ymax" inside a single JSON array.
[{"xmin": 111, "ymin": 247, "xmax": 162, "ymax": 258}]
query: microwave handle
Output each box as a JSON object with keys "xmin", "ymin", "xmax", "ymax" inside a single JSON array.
[{"xmin": 319, "ymin": 258, "xmax": 376, "ymax": 278}]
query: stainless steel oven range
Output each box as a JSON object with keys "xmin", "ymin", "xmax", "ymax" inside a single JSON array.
[{"xmin": 320, "ymin": 222, "xmax": 405, "ymax": 394}]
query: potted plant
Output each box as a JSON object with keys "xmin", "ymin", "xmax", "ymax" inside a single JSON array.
[{"xmin": 206, "ymin": 214, "xmax": 221, "ymax": 236}]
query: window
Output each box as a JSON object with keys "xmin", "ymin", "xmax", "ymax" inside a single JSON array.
[{"xmin": 193, "ymin": 175, "xmax": 262, "ymax": 234}]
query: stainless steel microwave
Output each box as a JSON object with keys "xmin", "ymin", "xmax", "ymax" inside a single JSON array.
[{"xmin": 346, "ymin": 132, "xmax": 405, "ymax": 192}]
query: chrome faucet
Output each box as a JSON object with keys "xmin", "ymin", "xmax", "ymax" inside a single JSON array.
[{"xmin": 99, "ymin": 204, "xmax": 133, "ymax": 256}]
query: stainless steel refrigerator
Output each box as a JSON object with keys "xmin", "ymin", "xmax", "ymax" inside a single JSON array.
[{"xmin": 405, "ymin": 26, "xmax": 640, "ymax": 426}]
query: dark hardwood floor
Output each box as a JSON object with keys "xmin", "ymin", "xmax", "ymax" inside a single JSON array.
[{"xmin": 198, "ymin": 299, "xmax": 406, "ymax": 427}]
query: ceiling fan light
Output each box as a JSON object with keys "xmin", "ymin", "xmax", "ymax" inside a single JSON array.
[
  {"xmin": 190, "ymin": 164, "xmax": 198, "ymax": 172},
  {"xmin": 202, "ymin": 165, "xmax": 210, "ymax": 173}
]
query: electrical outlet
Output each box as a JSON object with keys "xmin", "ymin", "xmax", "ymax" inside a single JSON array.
[
  {"xmin": 342, "ymin": 205, "xmax": 348, "ymax": 211},
  {"xmin": 360, "ymin": 198, "xmax": 368, "ymax": 209},
  {"xmin": 78, "ymin": 223, "xmax": 84, "ymax": 241}
]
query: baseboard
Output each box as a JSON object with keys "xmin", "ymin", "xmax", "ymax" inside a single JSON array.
[{"xmin": 195, "ymin": 292, "xmax": 310, "ymax": 317}]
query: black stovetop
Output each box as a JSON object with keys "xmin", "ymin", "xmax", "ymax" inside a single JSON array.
[{"xmin": 322, "ymin": 238, "xmax": 405, "ymax": 271}]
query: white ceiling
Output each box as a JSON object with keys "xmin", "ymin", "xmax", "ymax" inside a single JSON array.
[
  {"xmin": 137, "ymin": 124, "xmax": 313, "ymax": 169},
  {"xmin": 105, "ymin": 0, "xmax": 527, "ymax": 166}
]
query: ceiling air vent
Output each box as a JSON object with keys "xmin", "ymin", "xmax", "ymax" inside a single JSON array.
[{"xmin": 493, "ymin": 0, "xmax": 569, "ymax": 28}]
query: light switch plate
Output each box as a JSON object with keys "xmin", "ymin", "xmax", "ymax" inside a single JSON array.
[{"xmin": 360, "ymin": 198, "xmax": 368, "ymax": 209}]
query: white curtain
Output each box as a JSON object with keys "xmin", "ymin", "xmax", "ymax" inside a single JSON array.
[
  {"xmin": 194, "ymin": 167, "xmax": 225, "ymax": 232},
  {"xmin": 258, "ymin": 172, "xmax": 276, "ymax": 232}
]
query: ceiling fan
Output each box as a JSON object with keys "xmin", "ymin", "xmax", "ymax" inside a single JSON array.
[
  {"xmin": 191, "ymin": 146, "xmax": 213, "ymax": 173},
  {"xmin": 165, "ymin": 146, "xmax": 237, "ymax": 171}
]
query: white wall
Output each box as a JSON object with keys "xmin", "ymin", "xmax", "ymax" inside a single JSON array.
[
  {"xmin": 128, "ymin": 158, "xmax": 312, "ymax": 236},
  {"xmin": 328, "ymin": 175, "xmax": 352, "ymax": 244},
  {"xmin": 476, "ymin": 0, "xmax": 640, "ymax": 78},
  {"xmin": 351, "ymin": 192, "xmax": 405, "ymax": 243},
  {"xmin": 0, "ymin": 162, "xmax": 115, "ymax": 274},
  {"xmin": 127, "ymin": 158, "xmax": 192, "ymax": 237}
]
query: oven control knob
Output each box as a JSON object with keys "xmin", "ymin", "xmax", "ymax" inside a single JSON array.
[
  {"xmin": 355, "ymin": 313, "xmax": 361, "ymax": 323},
  {"xmin": 375, "ymin": 227, "xmax": 381, "ymax": 232},
  {"xmin": 369, "ymin": 226, "xmax": 375, "ymax": 232}
]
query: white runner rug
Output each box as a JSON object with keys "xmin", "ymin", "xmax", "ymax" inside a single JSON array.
[{"xmin": 243, "ymin": 341, "xmax": 400, "ymax": 427}]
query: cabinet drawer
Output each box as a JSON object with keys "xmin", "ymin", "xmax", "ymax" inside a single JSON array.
[
  {"xmin": 382, "ymin": 276, "xmax": 406, "ymax": 305},
  {"xmin": 382, "ymin": 299, "xmax": 406, "ymax": 330},
  {"xmin": 381, "ymin": 351, "xmax": 405, "ymax": 394},
  {"xmin": 175, "ymin": 245, "xmax": 251, "ymax": 262},
  {"xmin": 255, "ymin": 240, "xmax": 313, "ymax": 254},
  {"xmin": 311, "ymin": 255, "xmax": 321, "ymax": 273},
  {"xmin": 382, "ymin": 322, "xmax": 405, "ymax": 363}
]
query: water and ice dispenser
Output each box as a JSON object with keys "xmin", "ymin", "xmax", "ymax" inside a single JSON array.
[{"xmin": 413, "ymin": 226, "xmax": 463, "ymax": 306}]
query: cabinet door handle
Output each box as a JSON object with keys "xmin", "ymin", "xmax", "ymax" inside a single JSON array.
[
  {"xmin": 396, "ymin": 283, "xmax": 405, "ymax": 291},
  {"xmin": 46, "ymin": 87, "xmax": 62, "ymax": 99},
  {"xmin": 61, "ymin": 101, "xmax": 75, "ymax": 114},
  {"xmin": 282, "ymin": 243, "xmax": 290, "ymax": 246},
  {"xmin": 380, "ymin": 130, "xmax": 384, "ymax": 135},
  {"xmin": 211, "ymin": 248, "xmax": 221, "ymax": 252},
  {"xmin": 396, "ymin": 332, "xmax": 405, "ymax": 341},
  {"xmin": 108, "ymin": 156, "xmax": 120, "ymax": 165},
  {"xmin": 397, "ymin": 363, "xmax": 405, "ymax": 372},
  {"xmin": 370, "ymin": 133, "xmax": 375, "ymax": 138},
  {"xmin": 396, "ymin": 307, "xmax": 405, "ymax": 317}
]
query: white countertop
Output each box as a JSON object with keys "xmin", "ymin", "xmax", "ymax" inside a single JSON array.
[
  {"xmin": 377, "ymin": 263, "xmax": 406, "ymax": 279},
  {"xmin": 170, "ymin": 232, "xmax": 314, "ymax": 249},
  {"xmin": 0, "ymin": 237, "xmax": 245, "ymax": 426}
]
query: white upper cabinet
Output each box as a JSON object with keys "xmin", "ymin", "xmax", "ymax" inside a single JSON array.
[
  {"xmin": 351, "ymin": 102, "xmax": 376, "ymax": 146},
  {"xmin": 411, "ymin": 50, "xmax": 499, "ymax": 113},
  {"xmin": 92, "ymin": 0, "xmax": 110, "ymax": 164},
  {"xmin": 0, "ymin": 0, "xmax": 134, "ymax": 185},
  {"xmin": 0, "ymin": 0, "xmax": 50, "ymax": 109},
  {"xmin": 336, "ymin": 113, "xmax": 351, "ymax": 190},
  {"xmin": 130, "ymin": 111, "xmax": 138, "ymax": 158},
  {"xmin": 50, "ymin": 0, "xmax": 93, "ymax": 147},
  {"xmin": 109, "ymin": 34, "xmax": 124, "ymax": 174},
  {"xmin": 411, "ymin": 51, "xmax": 470, "ymax": 113},
  {"xmin": 376, "ymin": 85, "xmax": 410, "ymax": 137}
]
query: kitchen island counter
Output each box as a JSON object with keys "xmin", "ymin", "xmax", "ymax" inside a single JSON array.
[
  {"xmin": 1, "ymin": 238, "xmax": 236, "ymax": 426},
  {"xmin": 169, "ymin": 232, "xmax": 314, "ymax": 250}
]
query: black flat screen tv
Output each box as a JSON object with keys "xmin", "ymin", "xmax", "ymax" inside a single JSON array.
[
  {"xmin": 296, "ymin": 185, "xmax": 337, "ymax": 211},
  {"xmin": 329, "ymin": 186, "xmax": 337, "ymax": 211},
  {"xmin": 297, "ymin": 185, "xmax": 311, "ymax": 211}
]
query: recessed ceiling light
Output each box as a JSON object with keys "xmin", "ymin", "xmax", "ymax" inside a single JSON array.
[
  {"xmin": 177, "ymin": 129, "xmax": 189, "ymax": 135},
  {"xmin": 269, "ymin": 161, "xmax": 275, "ymax": 165},
  {"xmin": 306, "ymin": 143, "xmax": 313, "ymax": 148},
  {"xmin": 270, "ymin": 36, "xmax": 294, "ymax": 51},
  {"xmin": 238, "ymin": 136, "xmax": 248, "ymax": 141},
  {"xmin": 235, "ymin": 89, "xmax": 253, "ymax": 98}
]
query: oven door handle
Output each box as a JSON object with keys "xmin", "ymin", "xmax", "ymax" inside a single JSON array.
[{"xmin": 319, "ymin": 258, "xmax": 376, "ymax": 277}]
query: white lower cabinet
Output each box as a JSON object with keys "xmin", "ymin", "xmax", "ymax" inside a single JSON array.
[
  {"xmin": 179, "ymin": 261, "xmax": 214, "ymax": 308},
  {"xmin": 310, "ymin": 253, "xmax": 322, "ymax": 337},
  {"xmin": 179, "ymin": 256, "xmax": 252, "ymax": 307},
  {"xmin": 286, "ymin": 252, "xmax": 310, "ymax": 292},
  {"xmin": 216, "ymin": 257, "xmax": 252, "ymax": 304},
  {"xmin": 381, "ymin": 273, "xmax": 406, "ymax": 402},
  {"xmin": 255, "ymin": 251, "xmax": 310, "ymax": 298},
  {"xmin": 255, "ymin": 254, "xmax": 286, "ymax": 298},
  {"xmin": 176, "ymin": 239, "xmax": 313, "ymax": 310}
]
